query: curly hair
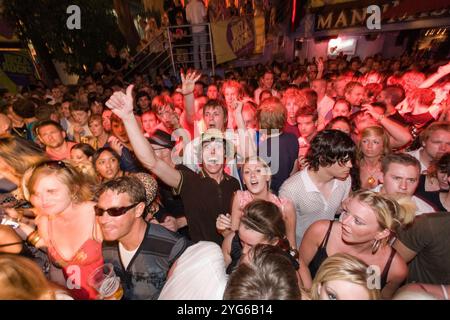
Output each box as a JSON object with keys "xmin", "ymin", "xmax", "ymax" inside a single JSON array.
[{"xmin": 306, "ymin": 130, "xmax": 356, "ymax": 171}]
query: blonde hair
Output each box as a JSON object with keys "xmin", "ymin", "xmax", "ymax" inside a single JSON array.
[
  {"xmin": 281, "ymin": 88, "xmax": 307, "ymax": 109},
  {"xmin": 351, "ymin": 190, "xmax": 416, "ymax": 243},
  {"xmin": 27, "ymin": 160, "xmax": 93, "ymax": 203},
  {"xmin": 0, "ymin": 254, "xmax": 55, "ymax": 300},
  {"xmin": 356, "ymin": 126, "xmax": 391, "ymax": 162},
  {"xmin": 310, "ymin": 253, "xmax": 381, "ymax": 300},
  {"xmin": 0, "ymin": 135, "xmax": 48, "ymax": 179}
]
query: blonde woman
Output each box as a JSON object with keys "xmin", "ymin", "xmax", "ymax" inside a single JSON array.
[
  {"xmin": 299, "ymin": 190, "xmax": 415, "ymax": 299},
  {"xmin": 87, "ymin": 115, "xmax": 110, "ymax": 150},
  {"xmin": 356, "ymin": 126, "xmax": 391, "ymax": 190},
  {"xmin": 10, "ymin": 160, "xmax": 103, "ymax": 300},
  {"xmin": 310, "ymin": 253, "xmax": 381, "ymax": 300},
  {"xmin": 216, "ymin": 156, "xmax": 297, "ymax": 249}
]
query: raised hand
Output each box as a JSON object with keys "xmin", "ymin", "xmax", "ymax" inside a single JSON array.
[
  {"xmin": 105, "ymin": 85, "xmax": 134, "ymax": 120},
  {"xmin": 216, "ymin": 213, "xmax": 232, "ymax": 232},
  {"xmin": 108, "ymin": 136, "xmax": 124, "ymax": 156},
  {"xmin": 180, "ymin": 69, "xmax": 201, "ymax": 95}
]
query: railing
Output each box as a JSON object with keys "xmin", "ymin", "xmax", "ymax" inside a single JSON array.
[{"xmin": 124, "ymin": 22, "xmax": 216, "ymax": 80}]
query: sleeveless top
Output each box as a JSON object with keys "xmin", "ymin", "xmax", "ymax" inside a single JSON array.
[
  {"xmin": 308, "ymin": 221, "xmax": 396, "ymax": 289},
  {"xmin": 226, "ymin": 233, "xmax": 243, "ymax": 275},
  {"xmin": 47, "ymin": 215, "xmax": 104, "ymax": 300}
]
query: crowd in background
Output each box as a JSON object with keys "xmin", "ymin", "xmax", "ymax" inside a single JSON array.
[{"xmin": 0, "ymin": 45, "xmax": 449, "ymax": 300}]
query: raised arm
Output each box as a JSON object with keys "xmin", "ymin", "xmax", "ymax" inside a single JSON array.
[
  {"xmin": 181, "ymin": 70, "xmax": 201, "ymax": 127},
  {"xmin": 419, "ymin": 62, "xmax": 450, "ymax": 88},
  {"xmin": 234, "ymin": 100, "xmax": 257, "ymax": 158},
  {"xmin": 362, "ymin": 104, "xmax": 412, "ymax": 148},
  {"xmin": 106, "ymin": 85, "xmax": 181, "ymax": 188}
]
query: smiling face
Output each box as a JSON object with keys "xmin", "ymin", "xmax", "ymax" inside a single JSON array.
[
  {"xmin": 345, "ymin": 86, "xmax": 365, "ymax": 106},
  {"xmin": 97, "ymin": 190, "xmax": 140, "ymax": 241},
  {"xmin": 30, "ymin": 174, "xmax": 72, "ymax": 216},
  {"xmin": 242, "ymin": 161, "xmax": 270, "ymax": 195}
]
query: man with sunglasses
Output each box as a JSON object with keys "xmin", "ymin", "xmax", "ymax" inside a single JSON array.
[
  {"xmin": 96, "ymin": 176, "xmax": 190, "ymax": 300},
  {"xmin": 106, "ymin": 85, "xmax": 241, "ymax": 245}
]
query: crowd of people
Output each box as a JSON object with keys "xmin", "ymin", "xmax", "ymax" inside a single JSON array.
[{"xmin": 0, "ymin": 48, "xmax": 449, "ymax": 300}]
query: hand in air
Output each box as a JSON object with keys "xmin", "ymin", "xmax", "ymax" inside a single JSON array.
[{"xmin": 105, "ymin": 85, "xmax": 135, "ymax": 120}]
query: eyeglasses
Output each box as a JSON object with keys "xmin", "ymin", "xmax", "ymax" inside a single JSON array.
[{"xmin": 94, "ymin": 203, "xmax": 139, "ymax": 217}]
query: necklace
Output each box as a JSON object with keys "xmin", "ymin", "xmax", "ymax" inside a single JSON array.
[{"xmin": 362, "ymin": 159, "xmax": 381, "ymax": 187}]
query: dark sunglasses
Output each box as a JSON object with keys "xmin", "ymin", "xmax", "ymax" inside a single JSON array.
[
  {"xmin": 94, "ymin": 203, "xmax": 139, "ymax": 217},
  {"xmin": 36, "ymin": 160, "xmax": 67, "ymax": 170}
]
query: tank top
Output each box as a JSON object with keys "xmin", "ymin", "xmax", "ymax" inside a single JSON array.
[
  {"xmin": 47, "ymin": 215, "xmax": 104, "ymax": 300},
  {"xmin": 307, "ymin": 221, "xmax": 397, "ymax": 288}
]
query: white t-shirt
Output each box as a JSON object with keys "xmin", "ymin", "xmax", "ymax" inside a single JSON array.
[
  {"xmin": 119, "ymin": 242, "xmax": 139, "ymax": 269},
  {"xmin": 372, "ymin": 185, "xmax": 435, "ymax": 215}
]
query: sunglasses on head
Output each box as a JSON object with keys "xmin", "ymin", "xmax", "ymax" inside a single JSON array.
[
  {"xmin": 94, "ymin": 203, "xmax": 139, "ymax": 217},
  {"xmin": 36, "ymin": 160, "xmax": 67, "ymax": 170}
]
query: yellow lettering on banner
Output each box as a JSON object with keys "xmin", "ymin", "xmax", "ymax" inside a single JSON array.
[{"xmin": 230, "ymin": 20, "xmax": 252, "ymax": 53}]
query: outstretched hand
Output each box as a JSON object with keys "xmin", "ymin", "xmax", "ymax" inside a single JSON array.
[
  {"xmin": 105, "ymin": 85, "xmax": 135, "ymax": 120},
  {"xmin": 181, "ymin": 69, "xmax": 201, "ymax": 95}
]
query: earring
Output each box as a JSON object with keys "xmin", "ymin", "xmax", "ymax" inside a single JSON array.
[{"xmin": 371, "ymin": 239, "xmax": 381, "ymax": 255}]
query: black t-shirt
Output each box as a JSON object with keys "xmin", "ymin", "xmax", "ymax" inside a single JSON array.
[
  {"xmin": 258, "ymin": 132, "xmax": 299, "ymax": 195},
  {"xmin": 397, "ymin": 212, "xmax": 450, "ymax": 284},
  {"xmin": 414, "ymin": 175, "xmax": 448, "ymax": 212},
  {"xmin": 174, "ymin": 165, "xmax": 241, "ymax": 245}
]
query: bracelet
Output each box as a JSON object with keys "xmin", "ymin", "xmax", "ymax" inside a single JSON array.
[
  {"xmin": 26, "ymin": 230, "xmax": 41, "ymax": 247},
  {"xmin": 182, "ymin": 91, "xmax": 193, "ymax": 96}
]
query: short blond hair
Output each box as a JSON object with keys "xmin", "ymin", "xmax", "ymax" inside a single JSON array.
[{"xmin": 310, "ymin": 253, "xmax": 381, "ymax": 300}]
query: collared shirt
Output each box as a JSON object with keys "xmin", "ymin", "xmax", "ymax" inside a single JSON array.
[
  {"xmin": 406, "ymin": 148, "xmax": 428, "ymax": 174},
  {"xmin": 372, "ymin": 184, "xmax": 435, "ymax": 215},
  {"xmin": 174, "ymin": 165, "xmax": 241, "ymax": 245},
  {"xmin": 279, "ymin": 168, "xmax": 351, "ymax": 247}
]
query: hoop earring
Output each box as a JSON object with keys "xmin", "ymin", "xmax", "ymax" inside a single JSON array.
[{"xmin": 371, "ymin": 239, "xmax": 381, "ymax": 255}]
